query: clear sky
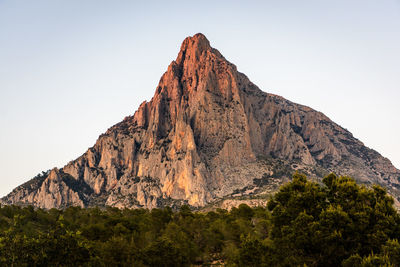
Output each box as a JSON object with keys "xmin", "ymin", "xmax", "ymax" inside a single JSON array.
[{"xmin": 0, "ymin": 0, "xmax": 399, "ymax": 197}]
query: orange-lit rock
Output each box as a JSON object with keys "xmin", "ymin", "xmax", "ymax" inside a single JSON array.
[{"xmin": 3, "ymin": 33, "xmax": 400, "ymax": 209}]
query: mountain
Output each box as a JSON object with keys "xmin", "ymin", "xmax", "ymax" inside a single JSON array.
[{"xmin": 3, "ymin": 33, "xmax": 400, "ymax": 209}]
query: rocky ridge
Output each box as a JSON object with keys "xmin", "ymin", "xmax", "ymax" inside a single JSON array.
[{"xmin": 3, "ymin": 33, "xmax": 400, "ymax": 209}]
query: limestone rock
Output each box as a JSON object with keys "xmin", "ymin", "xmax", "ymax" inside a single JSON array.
[
  {"xmin": 2, "ymin": 168, "xmax": 87, "ymax": 209},
  {"xmin": 3, "ymin": 33, "xmax": 400, "ymax": 209}
]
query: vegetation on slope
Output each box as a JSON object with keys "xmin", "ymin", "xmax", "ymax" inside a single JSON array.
[{"xmin": 0, "ymin": 173, "xmax": 399, "ymax": 266}]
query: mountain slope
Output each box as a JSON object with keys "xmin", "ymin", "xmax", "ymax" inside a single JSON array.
[{"xmin": 3, "ymin": 33, "xmax": 400, "ymax": 209}]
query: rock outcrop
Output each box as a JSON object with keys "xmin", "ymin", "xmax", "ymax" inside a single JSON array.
[{"xmin": 3, "ymin": 33, "xmax": 400, "ymax": 209}]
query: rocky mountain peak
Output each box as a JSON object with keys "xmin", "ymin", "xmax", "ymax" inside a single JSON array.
[
  {"xmin": 2, "ymin": 34, "xmax": 400, "ymax": 210},
  {"xmin": 176, "ymin": 33, "xmax": 211, "ymax": 64}
]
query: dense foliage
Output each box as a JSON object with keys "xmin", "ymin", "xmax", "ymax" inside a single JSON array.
[{"xmin": 0, "ymin": 173, "xmax": 399, "ymax": 266}]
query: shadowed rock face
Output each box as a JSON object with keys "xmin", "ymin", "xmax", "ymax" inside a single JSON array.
[{"xmin": 3, "ymin": 33, "xmax": 400, "ymax": 209}]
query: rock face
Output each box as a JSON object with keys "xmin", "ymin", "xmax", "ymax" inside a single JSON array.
[{"xmin": 3, "ymin": 33, "xmax": 400, "ymax": 209}]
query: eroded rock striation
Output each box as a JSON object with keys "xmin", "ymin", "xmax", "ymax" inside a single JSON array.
[{"xmin": 3, "ymin": 33, "xmax": 400, "ymax": 209}]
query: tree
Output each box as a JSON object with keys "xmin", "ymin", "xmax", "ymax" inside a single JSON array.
[
  {"xmin": 143, "ymin": 237, "xmax": 189, "ymax": 267},
  {"xmin": 267, "ymin": 173, "xmax": 400, "ymax": 266}
]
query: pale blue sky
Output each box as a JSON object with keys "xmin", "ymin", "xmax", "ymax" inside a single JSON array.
[{"xmin": 0, "ymin": 0, "xmax": 399, "ymax": 197}]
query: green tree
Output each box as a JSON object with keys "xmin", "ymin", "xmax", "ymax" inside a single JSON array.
[{"xmin": 143, "ymin": 237, "xmax": 189, "ymax": 267}]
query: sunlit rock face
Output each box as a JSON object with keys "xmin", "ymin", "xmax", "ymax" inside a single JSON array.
[
  {"xmin": 3, "ymin": 33, "xmax": 400, "ymax": 209},
  {"xmin": 2, "ymin": 168, "xmax": 86, "ymax": 209}
]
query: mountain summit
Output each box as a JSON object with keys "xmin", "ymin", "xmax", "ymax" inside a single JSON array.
[{"xmin": 3, "ymin": 33, "xmax": 400, "ymax": 209}]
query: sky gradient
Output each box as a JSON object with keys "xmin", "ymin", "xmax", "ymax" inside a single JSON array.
[{"xmin": 1, "ymin": 0, "xmax": 399, "ymax": 197}]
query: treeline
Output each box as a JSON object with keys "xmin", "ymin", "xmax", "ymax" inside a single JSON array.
[{"xmin": 0, "ymin": 173, "xmax": 399, "ymax": 266}]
